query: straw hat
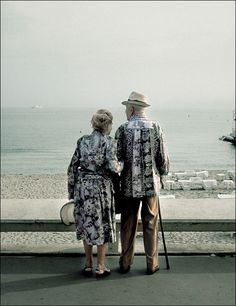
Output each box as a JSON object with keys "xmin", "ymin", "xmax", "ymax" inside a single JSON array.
[
  {"xmin": 60, "ymin": 200, "xmax": 75, "ymax": 225},
  {"xmin": 122, "ymin": 91, "xmax": 150, "ymax": 107}
]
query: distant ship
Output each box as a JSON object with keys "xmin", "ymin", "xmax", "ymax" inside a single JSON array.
[
  {"xmin": 219, "ymin": 112, "xmax": 236, "ymax": 145},
  {"xmin": 32, "ymin": 105, "xmax": 42, "ymax": 109}
]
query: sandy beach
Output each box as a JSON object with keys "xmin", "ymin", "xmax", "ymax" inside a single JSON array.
[{"xmin": 1, "ymin": 170, "xmax": 235, "ymax": 199}]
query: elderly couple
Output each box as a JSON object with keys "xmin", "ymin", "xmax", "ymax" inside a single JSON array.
[{"xmin": 67, "ymin": 91, "xmax": 170, "ymax": 278}]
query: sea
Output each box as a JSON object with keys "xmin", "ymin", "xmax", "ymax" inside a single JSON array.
[{"xmin": 1, "ymin": 107, "xmax": 235, "ymax": 174}]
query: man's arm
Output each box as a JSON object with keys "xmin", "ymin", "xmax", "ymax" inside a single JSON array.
[
  {"xmin": 114, "ymin": 125, "xmax": 125, "ymax": 162},
  {"xmin": 154, "ymin": 123, "xmax": 170, "ymax": 177}
]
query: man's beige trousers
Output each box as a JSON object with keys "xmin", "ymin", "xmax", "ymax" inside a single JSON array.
[{"xmin": 119, "ymin": 196, "xmax": 159, "ymax": 271}]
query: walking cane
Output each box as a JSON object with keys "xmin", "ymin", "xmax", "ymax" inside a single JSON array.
[{"xmin": 158, "ymin": 196, "xmax": 170, "ymax": 270}]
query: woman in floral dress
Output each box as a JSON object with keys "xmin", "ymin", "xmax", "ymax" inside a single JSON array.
[{"xmin": 67, "ymin": 109, "xmax": 123, "ymax": 277}]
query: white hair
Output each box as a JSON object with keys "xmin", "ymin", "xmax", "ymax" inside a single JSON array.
[{"xmin": 126, "ymin": 103, "xmax": 146, "ymax": 116}]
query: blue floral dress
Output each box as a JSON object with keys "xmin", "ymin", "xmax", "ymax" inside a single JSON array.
[{"xmin": 67, "ymin": 130, "xmax": 123, "ymax": 245}]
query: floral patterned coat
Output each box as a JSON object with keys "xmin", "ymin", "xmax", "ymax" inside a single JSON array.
[
  {"xmin": 67, "ymin": 130, "xmax": 123, "ymax": 245},
  {"xmin": 115, "ymin": 115, "xmax": 170, "ymax": 198}
]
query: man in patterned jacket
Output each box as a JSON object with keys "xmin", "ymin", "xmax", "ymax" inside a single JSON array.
[{"xmin": 115, "ymin": 91, "xmax": 170, "ymax": 275}]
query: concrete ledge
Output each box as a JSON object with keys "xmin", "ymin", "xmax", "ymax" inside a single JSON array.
[
  {"xmin": 1, "ymin": 198, "xmax": 235, "ymax": 254},
  {"xmin": 1, "ymin": 198, "xmax": 235, "ymax": 233},
  {"xmin": 1, "ymin": 198, "xmax": 235, "ymax": 219}
]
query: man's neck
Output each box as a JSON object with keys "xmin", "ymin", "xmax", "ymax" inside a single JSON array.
[{"xmin": 129, "ymin": 113, "xmax": 147, "ymax": 120}]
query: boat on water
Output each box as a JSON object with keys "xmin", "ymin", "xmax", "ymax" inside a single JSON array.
[
  {"xmin": 219, "ymin": 112, "xmax": 236, "ymax": 145},
  {"xmin": 32, "ymin": 105, "xmax": 42, "ymax": 109},
  {"xmin": 220, "ymin": 133, "xmax": 236, "ymax": 145}
]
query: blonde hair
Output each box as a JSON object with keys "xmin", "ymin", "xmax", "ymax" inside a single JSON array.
[{"xmin": 91, "ymin": 109, "xmax": 113, "ymax": 134}]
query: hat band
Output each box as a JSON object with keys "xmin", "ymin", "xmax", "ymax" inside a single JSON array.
[{"xmin": 128, "ymin": 99, "xmax": 147, "ymax": 103}]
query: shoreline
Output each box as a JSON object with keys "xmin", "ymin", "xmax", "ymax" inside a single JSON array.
[{"xmin": 1, "ymin": 170, "xmax": 235, "ymax": 199}]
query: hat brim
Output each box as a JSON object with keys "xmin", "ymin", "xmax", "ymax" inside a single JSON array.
[
  {"xmin": 60, "ymin": 200, "xmax": 75, "ymax": 225},
  {"xmin": 121, "ymin": 100, "xmax": 150, "ymax": 107}
]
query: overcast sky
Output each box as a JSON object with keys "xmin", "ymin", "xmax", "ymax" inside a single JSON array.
[{"xmin": 1, "ymin": 1, "xmax": 235, "ymax": 109}]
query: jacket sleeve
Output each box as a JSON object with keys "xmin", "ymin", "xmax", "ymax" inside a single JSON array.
[
  {"xmin": 67, "ymin": 138, "xmax": 81, "ymax": 199},
  {"xmin": 106, "ymin": 137, "xmax": 123, "ymax": 173},
  {"xmin": 154, "ymin": 124, "xmax": 170, "ymax": 176},
  {"xmin": 114, "ymin": 125, "xmax": 125, "ymax": 162}
]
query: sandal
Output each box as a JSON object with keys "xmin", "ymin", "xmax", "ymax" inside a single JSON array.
[
  {"xmin": 82, "ymin": 266, "xmax": 93, "ymax": 277},
  {"xmin": 95, "ymin": 267, "xmax": 111, "ymax": 278}
]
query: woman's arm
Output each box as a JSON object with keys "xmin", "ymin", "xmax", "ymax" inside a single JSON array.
[{"xmin": 67, "ymin": 138, "xmax": 81, "ymax": 199}]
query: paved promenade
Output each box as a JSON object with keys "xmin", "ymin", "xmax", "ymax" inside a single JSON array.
[
  {"xmin": 1, "ymin": 197, "xmax": 235, "ymax": 305},
  {"xmin": 1, "ymin": 254, "xmax": 235, "ymax": 305}
]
